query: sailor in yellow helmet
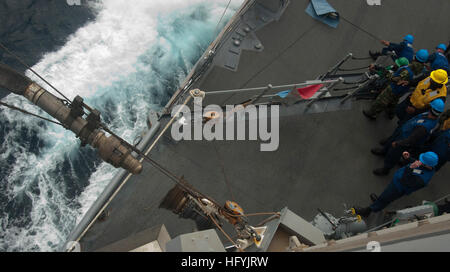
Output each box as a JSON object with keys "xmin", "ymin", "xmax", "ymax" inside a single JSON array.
[{"xmin": 396, "ymin": 69, "xmax": 448, "ymax": 124}]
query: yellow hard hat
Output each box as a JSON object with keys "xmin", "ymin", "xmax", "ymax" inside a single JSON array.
[{"xmin": 430, "ymin": 69, "xmax": 448, "ymax": 84}]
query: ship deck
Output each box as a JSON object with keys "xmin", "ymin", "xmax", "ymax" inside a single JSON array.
[{"xmin": 74, "ymin": 0, "xmax": 450, "ymax": 251}]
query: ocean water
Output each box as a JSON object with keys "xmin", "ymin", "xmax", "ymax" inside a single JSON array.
[{"xmin": 0, "ymin": 0, "xmax": 242, "ymax": 252}]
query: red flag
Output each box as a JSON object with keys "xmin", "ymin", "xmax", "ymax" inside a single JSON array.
[{"xmin": 296, "ymin": 84, "xmax": 323, "ymax": 99}]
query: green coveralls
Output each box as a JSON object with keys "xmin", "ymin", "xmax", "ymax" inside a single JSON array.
[
  {"xmin": 365, "ymin": 61, "xmax": 424, "ymax": 117},
  {"xmin": 365, "ymin": 69, "xmax": 411, "ymax": 117}
]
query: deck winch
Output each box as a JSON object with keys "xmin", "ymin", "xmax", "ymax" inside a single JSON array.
[{"xmin": 160, "ymin": 179, "xmax": 264, "ymax": 249}]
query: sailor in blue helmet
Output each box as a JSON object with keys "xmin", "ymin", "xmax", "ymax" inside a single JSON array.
[
  {"xmin": 369, "ymin": 34, "xmax": 415, "ymax": 62},
  {"xmin": 410, "ymin": 49, "xmax": 430, "ymax": 76},
  {"xmin": 429, "ymin": 128, "xmax": 450, "ymax": 171},
  {"xmin": 421, "ymin": 110, "xmax": 450, "ymax": 171},
  {"xmin": 354, "ymin": 151, "xmax": 439, "ymax": 217},
  {"xmin": 371, "ymin": 99, "xmax": 444, "ymax": 176},
  {"xmin": 446, "ymin": 41, "xmax": 450, "ymax": 60},
  {"xmin": 428, "ymin": 43, "xmax": 449, "ymax": 73}
]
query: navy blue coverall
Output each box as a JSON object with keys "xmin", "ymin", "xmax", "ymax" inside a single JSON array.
[
  {"xmin": 428, "ymin": 52, "xmax": 450, "ymax": 72},
  {"xmin": 382, "ymin": 41, "xmax": 414, "ymax": 62},
  {"xmin": 381, "ymin": 112, "xmax": 438, "ymax": 170},
  {"xmin": 430, "ymin": 129, "xmax": 450, "ymax": 171},
  {"xmin": 370, "ymin": 163, "xmax": 435, "ymax": 212}
]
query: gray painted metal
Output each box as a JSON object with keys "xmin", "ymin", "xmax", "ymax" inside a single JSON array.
[
  {"xmin": 95, "ymin": 224, "xmax": 169, "ymax": 252},
  {"xmin": 354, "ymin": 230, "xmax": 450, "ymax": 252},
  {"xmin": 213, "ymin": 0, "xmax": 289, "ymax": 71},
  {"xmin": 166, "ymin": 229, "xmax": 226, "ymax": 252},
  {"xmin": 395, "ymin": 205, "xmax": 435, "ymax": 221},
  {"xmin": 67, "ymin": 0, "xmax": 450, "ymax": 251},
  {"xmin": 246, "ymin": 207, "xmax": 325, "ymax": 252},
  {"xmin": 63, "ymin": 117, "xmax": 161, "ymax": 251}
]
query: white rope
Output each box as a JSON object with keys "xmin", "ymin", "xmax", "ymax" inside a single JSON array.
[
  {"xmin": 433, "ymin": 193, "xmax": 450, "ymax": 204},
  {"xmin": 205, "ymin": 79, "xmax": 341, "ymax": 95},
  {"xmin": 214, "ymin": 0, "xmax": 233, "ymax": 34},
  {"xmin": 68, "ymin": 94, "xmax": 194, "ymax": 251}
]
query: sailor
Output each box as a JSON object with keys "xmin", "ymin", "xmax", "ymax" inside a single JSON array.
[
  {"xmin": 395, "ymin": 69, "xmax": 448, "ymax": 124},
  {"xmin": 365, "ymin": 49, "xmax": 428, "ymax": 104},
  {"xmin": 408, "ymin": 49, "xmax": 430, "ymax": 81},
  {"xmin": 430, "ymin": 129, "xmax": 450, "ymax": 171},
  {"xmin": 363, "ymin": 57, "xmax": 412, "ymax": 120},
  {"xmin": 428, "ymin": 43, "xmax": 449, "ymax": 73},
  {"xmin": 427, "ymin": 111, "xmax": 450, "ymax": 171},
  {"xmin": 371, "ymin": 99, "xmax": 444, "ymax": 176},
  {"xmin": 446, "ymin": 41, "xmax": 450, "ymax": 61},
  {"xmin": 354, "ymin": 151, "xmax": 439, "ymax": 217},
  {"xmin": 392, "ymin": 49, "xmax": 429, "ymax": 93},
  {"xmin": 369, "ymin": 34, "xmax": 415, "ymax": 62}
]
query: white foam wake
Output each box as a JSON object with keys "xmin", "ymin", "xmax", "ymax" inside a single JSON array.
[{"xmin": 0, "ymin": 0, "xmax": 243, "ymax": 251}]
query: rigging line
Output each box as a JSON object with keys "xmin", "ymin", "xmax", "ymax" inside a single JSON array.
[
  {"xmin": 67, "ymin": 94, "xmax": 224, "ymax": 250},
  {"xmin": 219, "ymin": 24, "xmax": 320, "ymax": 105},
  {"xmin": 213, "ymin": 143, "xmax": 235, "ymax": 201},
  {"xmin": 337, "ymin": 66, "xmax": 369, "ymax": 72},
  {"xmin": 340, "ymin": 15, "xmax": 382, "ymax": 42},
  {"xmin": 215, "ymin": 0, "xmax": 233, "ymax": 34},
  {"xmin": 432, "ymin": 193, "xmax": 450, "ymax": 204},
  {"xmin": 363, "ymin": 218, "xmax": 396, "ymax": 234},
  {"xmin": 352, "ymin": 56, "xmax": 373, "ymax": 60},
  {"xmin": 208, "ymin": 213, "xmax": 244, "ymax": 252},
  {"xmin": 333, "ymin": 86, "xmax": 359, "ymax": 91},
  {"xmin": 0, "ymin": 42, "xmax": 72, "ymax": 104},
  {"xmin": 0, "ymin": 101, "xmax": 65, "ymax": 127},
  {"xmin": 228, "ymin": 212, "xmax": 281, "ymax": 218},
  {"xmin": 101, "ymin": 124, "xmax": 224, "ymax": 208},
  {"xmin": 69, "ymin": 104, "xmax": 208, "ymax": 250},
  {"xmin": 255, "ymin": 214, "xmax": 280, "ymax": 227},
  {"xmin": 342, "ymin": 78, "xmax": 369, "ymax": 85}
]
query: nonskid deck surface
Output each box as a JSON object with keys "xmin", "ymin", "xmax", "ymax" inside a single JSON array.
[{"xmin": 77, "ymin": 0, "xmax": 450, "ymax": 251}]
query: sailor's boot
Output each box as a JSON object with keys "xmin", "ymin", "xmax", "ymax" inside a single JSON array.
[
  {"xmin": 370, "ymin": 193, "xmax": 378, "ymax": 203},
  {"xmin": 371, "ymin": 147, "xmax": 387, "ymax": 157},
  {"xmin": 373, "ymin": 167, "xmax": 390, "ymax": 176},
  {"xmin": 353, "ymin": 206, "xmax": 372, "ymax": 218},
  {"xmin": 363, "ymin": 109, "xmax": 377, "ymax": 120},
  {"xmin": 379, "ymin": 137, "xmax": 390, "ymax": 146},
  {"xmin": 386, "ymin": 108, "xmax": 396, "ymax": 120},
  {"xmin": 369, "ymin": 50, "xmax": 381, "ymax": 60}
]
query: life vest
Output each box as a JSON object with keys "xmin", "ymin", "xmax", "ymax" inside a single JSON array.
[
  {"xmin": 400, "ymin": 112, "xmax": 437, "ymax": 144},
  {"xmin": 410, "ymin": 77, "xmax": 447, "ymax": 109},
  {"xmin": 390, "ymin": 65, "xmax": 413, "ymax": 95},
  {"xmin": 431, "ymin": 52, "xmax": 449, "ymax": 72},
  {"xmin": 393, "ymin": 165, "xmax": 435, "ymax": 195}
]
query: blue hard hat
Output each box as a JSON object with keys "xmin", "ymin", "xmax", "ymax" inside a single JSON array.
[
  {"xmin": 415, "ymin": 49, "xmax": 429, "ymax": 63},
  {"xmin": 419, "ymin": 152, "xmax": 439, "ymax": 167},
  {"xmin": 404, "ymin": 34, "xmax": 414, "ymax": 44},
  {"xmin": 437, "ymin": 43, "xmax": 447, "ymax": 51},
  {"xmin": 430, "ymin": 98, "xmax": 445, "ymax": 114}
]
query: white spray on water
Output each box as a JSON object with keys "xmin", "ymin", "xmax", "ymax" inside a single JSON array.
[{"xmin": 0, "ymin": 0, "xmax": 242, "ymax": 251}]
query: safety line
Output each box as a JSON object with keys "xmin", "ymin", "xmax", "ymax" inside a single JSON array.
[
  {"xmin": 340, "ymin": 15, "xmax": 382, "ymax": 42},
  {"xmin": 0, "ymin": 101, "xmax": 65, "ymax": 127},
  {"xmin": 0, "ymin": 42, "xmax": 72, "ymax": 104},
  {"xmin": 215, "ymin": 0, "xmax": 233, "ymax": 34}
]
